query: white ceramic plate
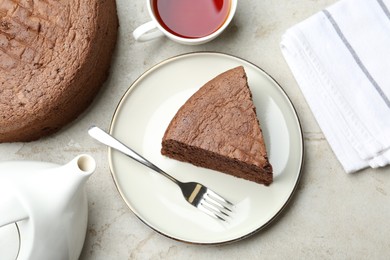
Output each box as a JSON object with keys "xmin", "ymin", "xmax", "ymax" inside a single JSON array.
[{"xmin": 109, "ymin": 52, "xmax": 303, "ymax": 244}]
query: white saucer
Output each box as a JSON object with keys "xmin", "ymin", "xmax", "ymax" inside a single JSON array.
[{"xmin": 108, "ymin": 52, "xmax": 304, "ymax": 244}]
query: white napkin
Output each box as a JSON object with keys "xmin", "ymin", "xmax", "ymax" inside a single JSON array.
[{"xmin": 280, "ymin": 0, "xmax": 390, "ymax": 173}]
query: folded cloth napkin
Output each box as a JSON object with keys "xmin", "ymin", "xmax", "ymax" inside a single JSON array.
[{"xmin": 281, "ymin": 0, "xmax": 390, "ymax": 173}]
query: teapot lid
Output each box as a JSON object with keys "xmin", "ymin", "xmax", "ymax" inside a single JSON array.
[{"xmin": 0, "ymin": 223, "xmax": 20, "ymax": 260}]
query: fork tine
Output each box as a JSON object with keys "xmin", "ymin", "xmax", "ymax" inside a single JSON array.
[
  {"xmin": 202, "ymin": 197, "xmax": 230, "ymax": 217},
  {"xmin": 204, "ymin": 193, "xmax": 232, "ymax": 214},
  {"xmin": 206, "ymin": 189, "xmax": 234, "ymax": 209},
  {"xmin": 198, "ymin": 204, "xmax": 226, "ymax": 221},
  {"xmin": 198, "ymin": 199, "xmax": 229, "ymax": 221}
]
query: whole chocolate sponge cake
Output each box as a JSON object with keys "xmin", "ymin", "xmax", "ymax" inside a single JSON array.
[
  {"xmin": 0, "ymin": 0, "xmax": 118, "ymax": 142},
  {"xmin": 161, "ymin": 66, "xmax": 273, "ymax": 185}
]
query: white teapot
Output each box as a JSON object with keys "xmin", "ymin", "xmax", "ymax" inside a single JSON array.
[{"xmin": 0, "ymin": 154, "xmax": 96, "ymax": 260}]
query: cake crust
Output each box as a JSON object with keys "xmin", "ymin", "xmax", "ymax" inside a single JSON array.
[
  {"xmin": 0, "ymin": 0, "xmax": 118, "ymax": 142},
  {"xmin": 161, "ymin": 66, "xmax": 273, "ymax": 185}
]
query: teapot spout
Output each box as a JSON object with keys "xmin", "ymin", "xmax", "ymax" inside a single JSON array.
[
  {"xmin": 0, "ymin": 189, "xmax": 28, "ymax": 228},
  {"xmin": 71, "ymin": 154, "xmax": 96, "ymax": 177},
  {"xmin": 58, "ymin": 154, "xmax": 96, "ymax": 201},
  {"xmin": 63, "ymin": 154, "xmax": 96, "ymax": 183}
]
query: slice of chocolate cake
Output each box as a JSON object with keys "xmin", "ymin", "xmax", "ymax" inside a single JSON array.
[{"xmin": 161, "ymin": 66, "xmax": 273, "ymax": 185}]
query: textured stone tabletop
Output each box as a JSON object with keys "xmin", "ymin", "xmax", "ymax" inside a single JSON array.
[{"xmin": 2, "ymin": 0, "xmax": 390, "ymax": 259}]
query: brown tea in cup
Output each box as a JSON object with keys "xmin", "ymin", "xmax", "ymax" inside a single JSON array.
[{"xmin": 152, "ymin": 0, "xmax": 231, "ymax": 39}]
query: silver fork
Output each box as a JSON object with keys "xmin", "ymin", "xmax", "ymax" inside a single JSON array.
[{"xmin": 88, "ymin": 126, "xmax": 234, "ymax": 221}]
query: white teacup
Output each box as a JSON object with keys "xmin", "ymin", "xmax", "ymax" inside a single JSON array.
[{"xmin": 133, "ymin": 0, "xmax": 237, "ymax": 45}]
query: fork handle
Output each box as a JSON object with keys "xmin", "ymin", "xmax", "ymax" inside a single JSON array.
[{"xmin": 88, "ymin": 126, "xmax": 178, "ymax": 184}]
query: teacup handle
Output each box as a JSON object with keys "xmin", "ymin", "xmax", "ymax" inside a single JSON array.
[{"xmin": 133, "ymin": 21, "xmax": 164, "ymax": 42}]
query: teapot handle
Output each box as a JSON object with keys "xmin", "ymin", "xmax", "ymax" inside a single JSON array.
[{"xmin": 0, "ymin": 187, "xmax": 28, "ymax": 228}]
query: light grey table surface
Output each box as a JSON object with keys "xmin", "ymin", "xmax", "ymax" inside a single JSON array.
[{"xmin": 2, "ymin": 0, "xmax": 390, "ymax": 259}]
